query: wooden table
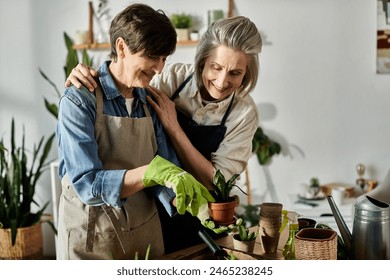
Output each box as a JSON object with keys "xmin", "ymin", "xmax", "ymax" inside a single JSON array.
[{"xmin": 156, "ymin": 227, "xmax": 288, "ymax": 260}]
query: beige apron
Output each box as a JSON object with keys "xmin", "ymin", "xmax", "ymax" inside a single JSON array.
[{"xmin": 57, "ymin": 85, "xmax": 164, "ymax": 259}]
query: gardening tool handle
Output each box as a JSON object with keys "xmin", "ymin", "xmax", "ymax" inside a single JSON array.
[{"xmin": 198, "ymin": 229, "xmax": 228, "ymax": 259}]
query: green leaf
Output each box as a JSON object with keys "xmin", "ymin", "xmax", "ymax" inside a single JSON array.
[
  {"xmin": 44, "ymin": 99, "xmax": 58, "ymax": 119},
  {"xmin": 0, "ymin": 118, "xmax": 54, "ymax": 243},
  {"xmin": 64, "ymin": 32, "xmax": 79, "ymax": 78}
]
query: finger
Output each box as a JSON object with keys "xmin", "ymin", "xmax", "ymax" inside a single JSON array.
[
  {"xmin": 78, "ymin": 64, "xmax": 98, "ymax": 92},
  {"xmin": 67, "ymin": 64, "xmax": 97, "ymax": 92},
  {"xmin": 145, "ymin": 95, "xmax": 159, "ymax": 111},
  {"xmin": 175, "ymin": 192, "xmax": 185, "ymax": 215},
  {"xmin": 147, "ymin": 87, "xmax": 164, "ymax": 104},
  {"xmin": 199, "ymin": 183, "xmax": 215, "ymax": 202},
  {"xmin": 148, "ymin": 86, "xmax": 163, "ymax": 97}
]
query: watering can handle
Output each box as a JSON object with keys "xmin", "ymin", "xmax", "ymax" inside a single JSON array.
[{"xmin": 327, "ymin": 196, "xmax": 352, "ymax": 255}]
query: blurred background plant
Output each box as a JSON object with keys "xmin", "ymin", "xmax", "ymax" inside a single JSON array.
[{"xmin": 39, "ymin": 32, "xmax": 93, "ymax": 119}]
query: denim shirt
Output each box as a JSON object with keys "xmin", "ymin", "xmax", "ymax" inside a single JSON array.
[{"xmin": 56, "ymin": 61, "xmax": 178, "ymax": 215}]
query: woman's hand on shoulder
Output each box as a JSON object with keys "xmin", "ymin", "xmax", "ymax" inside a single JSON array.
[
  {"xmin": 146, "ymin": 86, "xmax": 180, "ymax": 131},
  {"xmin": 64, "ymin": 63, "xmax": 98, "ymax": 92}
]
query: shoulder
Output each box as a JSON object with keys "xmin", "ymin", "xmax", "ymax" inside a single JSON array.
[
  {"xmin": 60, "ymin": 86, "xmax": 96, "ymax": 107},
  {"xmin": 233, "ymin": 94, "xmax": 259, "ymax": 122},
  {"xmin": 151, "ymin": 63, "xmax": 194, "ymax": 97}
]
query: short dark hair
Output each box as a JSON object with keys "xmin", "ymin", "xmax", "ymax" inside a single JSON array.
[{"xmin": 108, "ymin": 3, "xmax": 176, "ymax": 61}]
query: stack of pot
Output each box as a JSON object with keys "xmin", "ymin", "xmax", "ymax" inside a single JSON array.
[{"xmin": 258, "ymin": 202, "xmax": 283, "ymax": 254}]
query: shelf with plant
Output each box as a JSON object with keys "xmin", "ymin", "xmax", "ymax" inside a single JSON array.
[{"xmin": 170, "ymin": 12, "xmax": 193, "ymax": 42}]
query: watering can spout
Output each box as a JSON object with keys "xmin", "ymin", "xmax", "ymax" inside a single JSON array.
[{"xmin": 327, "ymin": 196, "xmax": 352, "ymax": 256}]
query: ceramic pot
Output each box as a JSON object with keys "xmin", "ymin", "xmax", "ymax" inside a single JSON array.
[
  {"xmin": 208, "ymin": 200, "xmax": 237, "ymax": 225},
  {"xmin": 175, "ymin": 28, "xmax": 189, "ymax": 41}
]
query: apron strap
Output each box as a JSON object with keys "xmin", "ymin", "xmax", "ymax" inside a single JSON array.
[
  {"xmin": 85, "ymin": 206, "xmax": 98, "ymax": 252},
  {"xmin": 95, "ymin": 80, "xmax": 104, "ymax": 115},
  {"xmin": 171, "ymin": 73, "xmax": 194, "ymax": 100},
  {"xmin": 101, "ymin": 205, "xmax": 129, "ymax": 254},
  {"xmin": 220, "ymin": 93, "xmax": 235, "ymax": 126},
  {"xmin": 171, "ymin": 72, "xmax": 235, "ymax": 127}
]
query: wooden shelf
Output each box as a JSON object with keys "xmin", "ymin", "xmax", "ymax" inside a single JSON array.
[
  {"xmin": 177, "ymin": 40, "xmax": 199, "ymax": 46},
  {"xmin": 73, "ymin": 40, "xmax": 198, "ymax": 50},
  {"xmin": 73, "ymin": 43, "xmax": 110, "ymax": 50}
]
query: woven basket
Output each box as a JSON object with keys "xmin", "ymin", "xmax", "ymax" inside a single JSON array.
[
  {"xmin": 0, "ymin": 223, "xmax": 43, "ymax": 259},
  {"xmin": 295, "ymin": 228, "xmax": 337, "ymax": 260}
]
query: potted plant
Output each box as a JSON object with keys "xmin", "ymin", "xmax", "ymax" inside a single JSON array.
[
  {"xmin": 252, "ymin": 126, "xmax": 281, "ymax": 165},
  {"xmin": 0, "ymin": 118, "xmax": 55, "ymax": 259},
  {"xmin": 208, "ymin": 170, "xmax": 247, "ymax": 226},
  {"xmin": 232, "ymin": 218, "xmax": 258, "ymax": 253},
  {"xmin": 170, "ymin": 13, "xmax": 192, "ymax": 41},
  {"xmin": 308, "ymin": 177, "xmax": 320, "ymax": 197}
]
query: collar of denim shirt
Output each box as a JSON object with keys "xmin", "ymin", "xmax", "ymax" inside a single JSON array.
[{"xmin": 97, "ymin": 61, "xmax": 147, "ymax": 105}]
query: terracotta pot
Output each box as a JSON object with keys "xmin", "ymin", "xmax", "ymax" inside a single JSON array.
[
  {"xmin": 233, "ymin": 234, "xmax": 256, "ymax": 253},
  {"xmin": 208, "ymin": 200, "xmax": 237, "ymax": 225},
  {"xmin": 0, "ymin": 223, "xmax": 43, "ymax": 259}
]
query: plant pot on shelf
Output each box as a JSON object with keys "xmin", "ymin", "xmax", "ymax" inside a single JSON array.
[
  {"xmin": 175, "ymin": 28, "xmax": 189, "ymax": 41},
  {"xmin": 232, "ymin": 234, "xmax": 256, "ymax": 253},
  {"xmin": 0, "ymin": 223, "xmax": 43, "ymax": 259},
  {"xmin": 208, "ymin": 199, "xmax": 238, "ymax": 225}
]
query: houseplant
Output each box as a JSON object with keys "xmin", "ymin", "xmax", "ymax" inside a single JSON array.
[
  {"xmin": 0, "ymin": 118, "xmax": 55, "ymax": 259},
  {"xmin": 170, "ymin": 13, "xmax": 192, "ymax": 41},
  {"xmin": 208, "ymin": 170, "xmax": 246, "ymax": 226},
  {"xmin": 252, "ymin": 126, "xmax": 281, "ymax": 165},
  {"xmin": 232, "ymin": 218, "xmax": 258, "ymax": 253},
  {"xmin": 40, "ymin": 32, "xmax": 93, "ymax": 119}
]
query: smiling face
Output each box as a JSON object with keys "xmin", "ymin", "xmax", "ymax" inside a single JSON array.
[
  {"xmin": 122, "ymin": 48, "xmax": 167, "ymax": 88},
  {"xmin": 201, "ymin": 45, "xmax": 248, "ymax": 101}
]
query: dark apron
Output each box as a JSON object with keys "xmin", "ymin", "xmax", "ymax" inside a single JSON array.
[
  {"xmin": 157, "ymin": 73, "xmax": 235, "ymax": 253},
  {"xmin": 171, "ymin": 73, "xmax": 235, "ymax": 159}
]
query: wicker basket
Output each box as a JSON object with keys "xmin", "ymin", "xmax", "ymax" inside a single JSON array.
[
  {"xmin": 295, "ymin": 228, "xmax": 337, "ymax": 260},
  {"xmin": 0, "ymin": 223, "xmax": 43, "ymax": 259}
]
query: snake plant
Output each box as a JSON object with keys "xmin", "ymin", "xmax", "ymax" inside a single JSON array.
[
  {"xmin": 0, "ymin": 118, "xmax": 55, "ymax": 245},
  {"xmin": 211, "ymin": 170, "xmax": 247, "ymax": 202}
]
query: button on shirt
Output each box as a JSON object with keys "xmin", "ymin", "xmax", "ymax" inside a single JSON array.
[
  {"xmin": 151, "ymin": 63, "xmax": 259, "ymax": 179},
  {"xmin": 56, "ymin": 61, "xmax": 180, "ymax": 209}
]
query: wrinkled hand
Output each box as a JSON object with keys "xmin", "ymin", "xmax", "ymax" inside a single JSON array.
[
  {"xmin": 143, "ymin": 155, "xmax": 215, "ymax": 215},
  {"xmin": 146, "ymin": 87, "xmax": 181, "ymax": 132},
  {"xmin": 64, "ymin": 63, "xmax": 98, "ymax": 92}
]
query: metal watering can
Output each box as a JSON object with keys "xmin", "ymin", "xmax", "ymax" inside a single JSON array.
[{"xmin": 327, "ymin": 195, "xmax": 390, "ymax": 259}]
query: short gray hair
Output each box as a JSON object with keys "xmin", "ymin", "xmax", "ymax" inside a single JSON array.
[{"xmin": 194, "ymin": 16, "xmax": 262, "ymax": 95}]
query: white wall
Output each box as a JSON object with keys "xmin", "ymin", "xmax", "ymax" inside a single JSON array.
[{"xmin": 1, "ymin": 0, "xmax": 389, "ymax": 256}]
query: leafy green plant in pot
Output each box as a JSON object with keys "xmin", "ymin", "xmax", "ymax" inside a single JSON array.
[
  {"xmin": 0, "ymin": 118, "xmax": 55, "ymax": 259},
  {"xmin": 232, "ymin": 218, "xmax": 258, "ymax": 253},
  {"xmin": 208, "ymin": 170, "xmax": 247, "ymax": 226},
  {"xmin": 170, "ymin": 13, "xmax": 192, "ymax": 41}
]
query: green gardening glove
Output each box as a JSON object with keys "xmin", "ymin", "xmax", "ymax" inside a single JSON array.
[{"xmin": 143, "ymin": 155, "xmax": 215, "ymax": 215}]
